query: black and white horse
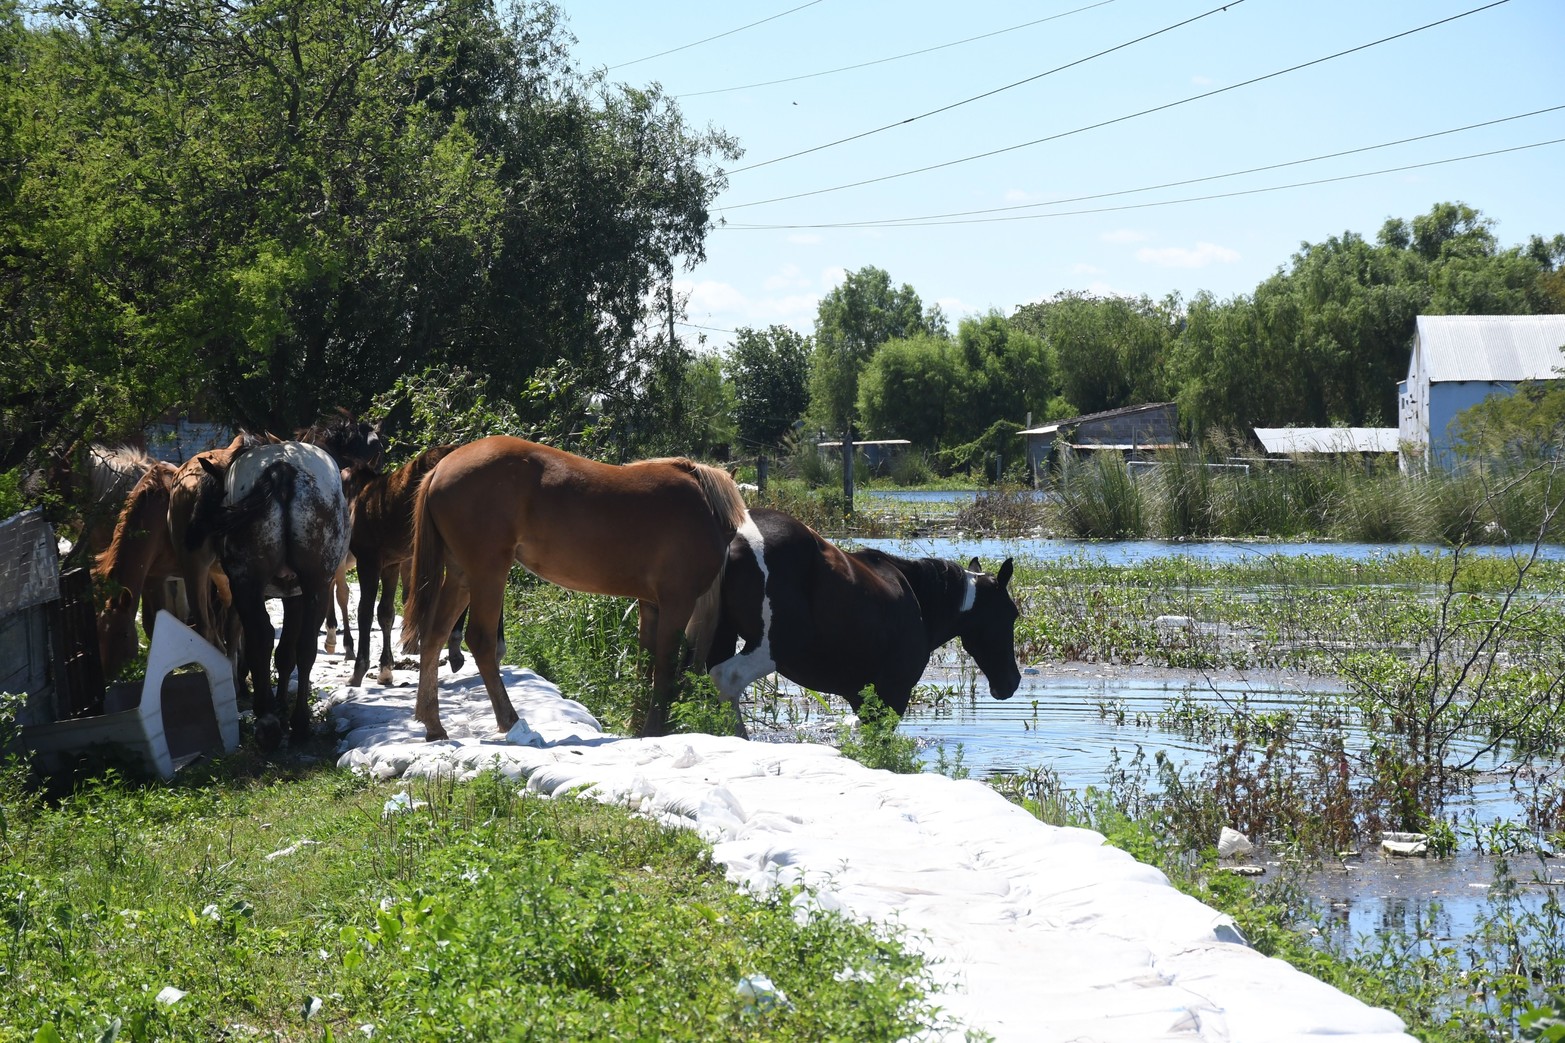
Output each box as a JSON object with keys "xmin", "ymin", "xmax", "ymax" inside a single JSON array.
[{"xmin": 707, "ymin": 508, "xmax": 1022, "ymax": 736}]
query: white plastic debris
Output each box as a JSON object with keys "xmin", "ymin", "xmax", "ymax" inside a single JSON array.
[
  {"xmin": 154, "ymin": 986, "xmax": 186, "ymax": 1005},
  {"xmin": 264, "ymin": 839, "xmax": 321, "ymax": 860},
  {"xmin": 1218, "ymin": 827, "xmax": 1254, "ymax": 858},
  {"xmin": 735, "ymin": 973, "xmax": 792, "ymax": 1014},
  {"xmin": 1381, "ymin": 832, "xmax": 1430, "ymax": 857}
]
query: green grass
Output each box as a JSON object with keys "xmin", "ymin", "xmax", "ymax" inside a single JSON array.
[{"xmin": 0, "ymin": 762, "xmax": 946, "ymax": 1042}]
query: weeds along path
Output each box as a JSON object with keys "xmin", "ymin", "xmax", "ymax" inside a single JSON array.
[{"xmin": 298, "ymin": 588, "xmax": 1413, "ymax": 1043}]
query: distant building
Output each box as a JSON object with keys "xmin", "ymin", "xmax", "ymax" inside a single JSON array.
[
  {"xmin": 1399, "ymin": 315, "xmax": 1565, "ymax": 471},
  {"xmin": 1019, "ymin": 402, "xmax": 1183, "ymax": 485},
  {"xmin": 816, "ymin": 438, "xmax": 911, "ymax": 475},
  {"xmin": 1252, "ymin": 427, "xmax": 1400, "ymax": 459}
]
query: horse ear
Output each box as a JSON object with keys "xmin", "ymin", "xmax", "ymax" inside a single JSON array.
[
  {"xmin": 199, "ymin": 456, "xmax": 223, "ymax": 480},
  {"xmin": 968, "ymin": 556, "xmax": 980, "ymax": 572},
  {"xmin": 997, "ymin": 558, "xmax": 1014, "ymax": 589},
  {"xmin": 115, "ymin": 587, "xmax": 135, "ymax": 611}
]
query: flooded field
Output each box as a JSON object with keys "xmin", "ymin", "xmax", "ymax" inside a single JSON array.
[{"xmin": 756, "ymin": 533, "xmax": 1565, "ymax": 966}]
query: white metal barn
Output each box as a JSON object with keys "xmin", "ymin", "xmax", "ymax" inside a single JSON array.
[{"xmin": 1397, "ymin": 314, "xmax": 1565, "ymax": 471}]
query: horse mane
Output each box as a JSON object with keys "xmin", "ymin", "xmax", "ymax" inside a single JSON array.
[
  {"xmin": 93, "ymin": 462, "xmax": 176, "ymax": 579},
  {"xmin": 86, "ymin": 443, "xmax": 157, "ymax": 501},
  {"xmin": 636, "ymin": 457, "xmax": 749, "ymax": 533}
]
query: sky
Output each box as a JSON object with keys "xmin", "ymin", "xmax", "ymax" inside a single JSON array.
[{"xmin": 559, "ymin": 0, "xmax": 1564, "ymax": 346}]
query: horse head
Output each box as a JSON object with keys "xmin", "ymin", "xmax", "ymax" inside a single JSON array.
[
  {"xmin": 299, "ymin": 408, "xmax": 383, "ymax": 471},
  {"xmin": 97, "ymin": 586, "xmax": 141, "ymax": 681},
  {"xmin": 958, "ymin": 556, "xmax": 1022, "ymax": 701}
]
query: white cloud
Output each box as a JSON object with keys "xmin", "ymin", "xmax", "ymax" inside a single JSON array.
[
  {"xmin": 763, "ymin": 263, "xmax": 810, "ymax": 292},
  {"xmin": 1100, "ymin": 228, "xmax": 1152, "ymax": 244},
  {"xmin": 1134, "ymin": 241, "xmax": 1241, "ymax": 269},
  {"xmin": 1004, "ymin": 188, "xmax": 1042, "ymax": 203},
  {"xmin": 1192, "ymin": 74, "xmax": 1213, "ymax": 86},
  {"xmin": 1071, "ymin": 262, "xmax": 1103, "ymax": 275},
  {"xmin": 786, "ymin": 233, "xmax": 822, "ymax": 245}
]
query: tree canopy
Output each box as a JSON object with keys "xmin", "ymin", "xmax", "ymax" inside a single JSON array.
[{"xmin": 0, "ymin": 0, "xmax": 735, "ymax": 471}]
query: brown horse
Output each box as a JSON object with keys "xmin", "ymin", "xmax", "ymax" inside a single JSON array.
[
  {"xmin": 93, "ymin": 460, "xmax": 181, "ymax": 678},
  {"xmin": 168, "ymin": 434, "xmax": 263, "ymax": 652},
  {"xmin": 346, "ymin": 444, "xmax": 459, "ymax": 686},
  {"xmin": 93, "ymin": 459, "xmax": 239, "ymax": 681},
  {"xmin": 401, "ymin": 436, "xmax": 748, "ymax": 740}
]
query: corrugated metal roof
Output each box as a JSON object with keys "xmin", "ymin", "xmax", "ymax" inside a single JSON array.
[
  {"xmin": 1019, "ymin": 401, "xmax": 1175, "ymax": 436},
  {"xmin": 1253, "ymin": 427, "xmax": 1400, "ymax": 454},
  {"xmin": 1417, "ymin": 315, "xmax": 1565, "ymax": 383}
]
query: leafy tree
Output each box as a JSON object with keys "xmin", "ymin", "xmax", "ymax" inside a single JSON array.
[
  {"xmin": 1165, "ymin": 202, "xmax": 1563, "ymax": 434},
  {"xmin": 727, "ymin": 325, "xmax": 810, "ymax": 449},
  {"xmin": 0, "ymin": 0, "xmax": 735, "ymax": 474},
  {"xmin": 807, "ymin": 266, "xmax": 936, "ymax": 435},
  {"xmin": 855, "ymin": 332, "xmax": 963, "ymax": 449},
  {"xmin": 1011, "ymin": 293, "xmax": 1174, "ymax": 417},
  {"xmin": 856, "ymin": 312, "xmax": 1056, "ymax": 458}
]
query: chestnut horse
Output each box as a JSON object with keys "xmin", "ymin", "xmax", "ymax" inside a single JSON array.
[
  {"xmin": 93, "ymin": 459, "xmax": 182, "ymax": 678},
  {"xmin": 94, "ymin": 458, "xmax": 241, "ymax": 681},
  {"xmin": 169, "ymin": 434, "xmax": 257, "ymax": 652},
  {"xmin": 401, "ymin": 436, "xmax": 748, "ymax": 740},
  {"xmin": 708, "ymin": 508, "xmax": 1022, "ymax": 736},
  {"xmin": 186, "ymin": 440, "xmax": 351, "ymax": 748}
]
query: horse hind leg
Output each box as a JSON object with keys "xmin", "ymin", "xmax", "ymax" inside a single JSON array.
[
  {"xmin": 413, "ymin": 577, "xmax": 473, "ymax": 741},
  {"xmin": 462, "ymin": 581, "xmax": 518, "ymax": 736},
  {"xmin": 375, "ymin": 561, "xmax": 400, "ymax": 685}
]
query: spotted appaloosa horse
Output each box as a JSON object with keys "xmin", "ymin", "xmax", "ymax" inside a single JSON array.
[
  {"xmin": 707, "ymin": 508, "xmax": 1022, "ymax": 737},
  {"xmin": 186, "ymin": 440, "xmax": 350, "ymax": 749},
  {"xmin": 401, "ymin": 436, "xmax": 748, "ymax": 740}
]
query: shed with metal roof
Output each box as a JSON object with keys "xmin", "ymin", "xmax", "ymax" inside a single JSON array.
[
  {"xmin": 1398, "ymin": 315, "xmax": 1565, "ymax": 470},
  {"xmin": 1253, "ymin": 427, "xmax": 1400, "ymax": 456}
]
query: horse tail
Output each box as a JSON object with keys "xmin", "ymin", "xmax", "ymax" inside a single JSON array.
[
  {"xmin": 188, "ymin": 461, "xmax": 292, "ymax": 548},
  {"xmin": 400, "ymin": 468, "xmax": 447, "ymax": 654}
]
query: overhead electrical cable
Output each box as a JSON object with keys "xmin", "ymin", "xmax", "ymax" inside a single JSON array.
[
  {"xmin": 725, "ymin": 105, "xmax": 1565, "ymax": 229},
  {"xmin": 717, "ymin": 138, "xmax": 1565, "ymax": 230},
  {"xmin": 677, "ymin": 0, "xmax": 1116, "ymax": 99},
  {"xmin": 720, "ymin": 0, "xmax": 1513, "ymax": 210},
  {"xmin": 726, "ymin": 0, "xmax": 1245, "ymax": 175},
  {"xmin": 606, "ymin": 0, "xmax": 825, "ymax": 71}
]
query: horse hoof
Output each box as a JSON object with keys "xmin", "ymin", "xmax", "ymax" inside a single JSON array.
[
  {"xmin": 256, "ymin": 715, "xmax": 284, "ymax": 752},
  {"xmin": 377, "ymin": 669, "xmax": 394, "ymax": 686},
  {"xmin": 424, "ymin": 729, "xmax": 449, "ymax": 743}
]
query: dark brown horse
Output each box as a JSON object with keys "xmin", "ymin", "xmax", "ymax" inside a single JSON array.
[
  {"xmin": 346, "ymin": 444, "xmax": 459, "ymax": 686},
  {"xmin": 708, "ymin": 508, "xmax": 1022, "ymax": 736},
  {"xmin": 186, "ymin": 440, "xmax": 351, "ymax": 749},
  {"xmin": 297, "ymin": 409, "xmax": 384, "ymax": 655},
  {"xmin": 401, "ymin": 436, "xmax": 748, "ymax": 740}
]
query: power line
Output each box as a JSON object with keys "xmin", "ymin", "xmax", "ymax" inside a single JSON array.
[
  {"xmin": 727, "ymin": 0, "xmax": 1244, "ymax": 175},
  {"xmin": 606, "ymin": 0, "xmax": 826, "ymax": 72},
  {"xmin": 723, "ymin": 105, "xmax": 1565, "ymax": 229},
  {"xmin": 718, "ymin": 137, "xmax": 1565, "ymax": 230},
  {"xmin": 677, "ymin": 321, "xmax": 738, "ymax": 335},
  {"xmin": 677, "ymin": 0, "xmax": 1116, "ymax": 99},
  {"xmin": 720, "ymin": 0, "xmax": 1513, "ymax": 210}
]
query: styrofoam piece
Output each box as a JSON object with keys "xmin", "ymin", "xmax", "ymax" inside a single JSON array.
[{"xmin": 23, "ymin": 610, "xmax": 238, "ymax": 777}]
